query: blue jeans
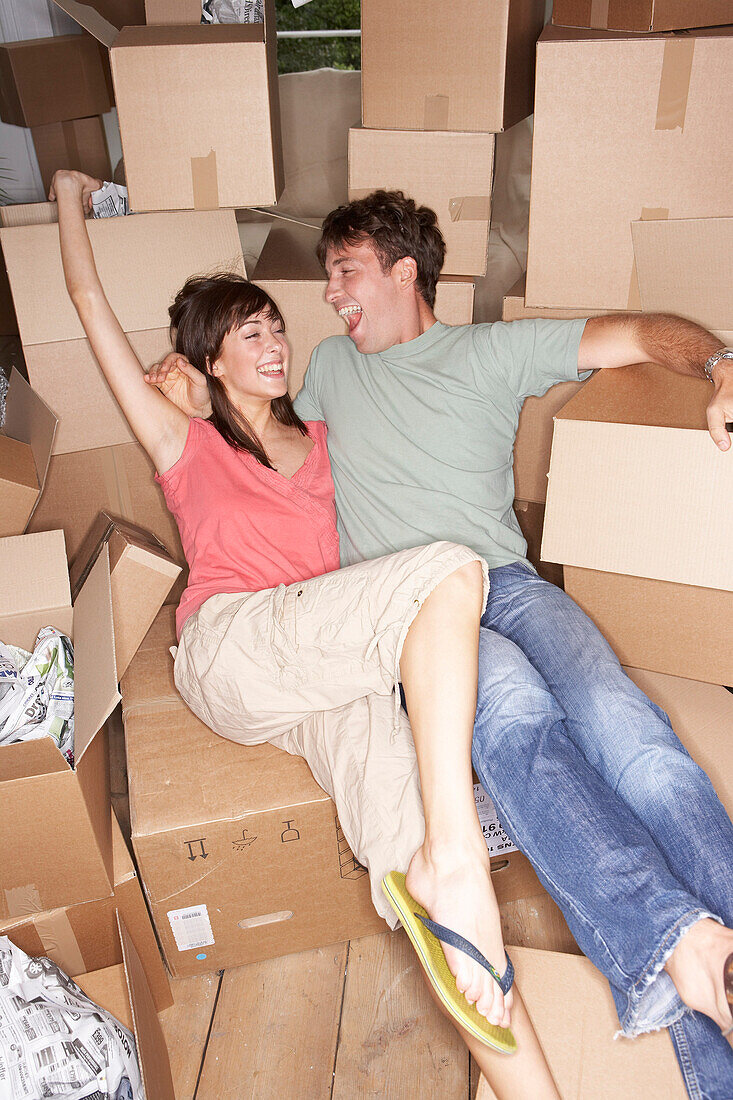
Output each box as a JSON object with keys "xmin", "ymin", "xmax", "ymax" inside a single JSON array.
[{"xmin": 472, "ymin": 562, "xmax": 733, "ymax": 1099}]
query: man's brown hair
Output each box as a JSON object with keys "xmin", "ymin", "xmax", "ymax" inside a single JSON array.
[{"xmin": 317, "ymin": 190, "xmax": 446, "ymax": 309}]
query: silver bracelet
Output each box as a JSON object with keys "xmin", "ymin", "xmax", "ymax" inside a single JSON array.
[{"xmin": 704, "ymin": 347, "xmax": 733, "ymax": 383}]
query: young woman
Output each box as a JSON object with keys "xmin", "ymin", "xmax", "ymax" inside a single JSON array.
[{"xmin": 52, "ymin": 169, "xmax": 562, "ymax": 1098}]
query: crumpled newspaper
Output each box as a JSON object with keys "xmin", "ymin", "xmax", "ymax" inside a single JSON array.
[
  {"xmin": 91, "ymin": 182, "xmax": 131, "ymax": 219},
  {"xmin": 202, "ymin": 0, "xmax": 263, "ymax": 22},
  {"xmin": 0, "ymin": 937, "xmax": 142, "ymax": 1099},
  {"xmin": 0, "ymin": 627, "xmax": 74, "ymax": 766},
  {"xmin": 0, "ymin": 370, "xmax": 7, "ymax": 429}
]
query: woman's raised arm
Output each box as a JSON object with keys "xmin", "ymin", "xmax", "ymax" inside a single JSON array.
[{"xmin": 50, "ymin": 170, "xmax": 190, "ymax": 473}]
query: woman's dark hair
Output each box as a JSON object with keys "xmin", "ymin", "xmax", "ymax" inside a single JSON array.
[
  {"xmin": 317, "ymin": 190, "xmax": 446, "ymax": 309},
  {"xmin": 168, "ymin": 273, "xmax": 307, "ymax": 469}
]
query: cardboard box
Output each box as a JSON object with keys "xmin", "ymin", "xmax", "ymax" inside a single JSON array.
[
  {"xmin": 122, "ymin": 605, "xmax": 388, "ymax": 977},
  {"xmin": 0, "ymin": 34, "xmax": 111, "ymax": 129},
  {"xmin": 551, "ymin": 0, "xmax": 733, "ymax": 33},
  {"xmin": 0, "ymin": 529, "xmax": 120, "ymax": 920},
  {"xmin": 31, "ymin": 115, "xmax": 112, "ymax": 195},
  {"xmin": 145, "ymin": 0, "xmax": 202, "ymax": 22},
  {"xmin": 27, "ymin": 440, "xmax": 187, "ymax": 605},
  {"xmin": 254, "ymin": 221, "xmax": 475, "ymax": 396},
  {"xmin": 361, "ymin": 0, "xmax": 545, "ymax": 133},
  {"xmin": 632, "ymin": 216, "xmax": 733, "ymax": 345},
  {"xmin": 348, "ymin": 128, "xmax": 494, "ymax": 277},
  {"xmin": 74, "ymin": 915, "xmax": 175, "ymax": 1100},
  {"xmin": 1, "ymin": 208, "xmax": 244, "ymax": 455},
  {"xmin": 501, "ymin": 273, "xmax": 618, "ymax": 324},
  {"xmin": 526, "ymin": 25, "xmax": 733, "ymax": 309},
  {"xmin": 541, "ymin": 365, "xmax": 733, "ymax": 684},
  {"xmin": 0, "ymin": 201, "xmax": 59, "ymax": 228},
  {"xmin": 53, "ymin": 0, "xmax": 284, "ymax": 212},
  {"xmin": 478, "ymin": 946, "xmax": 687, "ymax": 1100},
  {"xmin": 0, "ymin": 810, "xmax": 172, "ymax": 1012},
  {"xmin": 70, "ymin": 512, "xmax": 182, "ymax": 679},
  {"xmin": 513, "ymin": 500, "xmax": 564, "ymax": 588},
  {"xmin": 0, "ymin": 368, "xmax": 57, "ymax": 537},
  {"xmin": 0, "ymin": 243, "xmax": 18, "ymax": 335}
]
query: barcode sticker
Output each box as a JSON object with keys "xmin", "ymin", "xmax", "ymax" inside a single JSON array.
[
  {"xmin": 167, "ymin": 904, "xmax": 215, "ymax": 951},
  {"xmin": 474, "ymin": 783, "xmax": 518, "ymax": 856}
]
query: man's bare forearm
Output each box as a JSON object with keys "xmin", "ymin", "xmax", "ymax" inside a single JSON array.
[{"xmin": 580, "ymin": 312, "xmax": 724, "ymax": 379}]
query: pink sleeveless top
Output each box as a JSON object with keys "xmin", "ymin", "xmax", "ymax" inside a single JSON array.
[{"xmin": 156, "ymin": 418, "xmax": 340, "ymax": 636}]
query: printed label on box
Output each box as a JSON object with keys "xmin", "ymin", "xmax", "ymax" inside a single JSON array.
[
  {"xmin": 474, "ymin": 783, "xmax": 518, "ymax": 856},
  {"xmin": 167, "ymin": 904, "xmax": 215, "ymax": 951}
]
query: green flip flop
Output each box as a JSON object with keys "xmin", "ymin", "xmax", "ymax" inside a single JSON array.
[{"xmin": 382, "ymin": 871, "xmax": 517, "ymax": 1054}]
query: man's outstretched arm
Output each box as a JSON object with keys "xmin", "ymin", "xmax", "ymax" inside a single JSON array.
[{"xmin": 578, "ymin": 313, "xmax": 733, "ymax": 450}]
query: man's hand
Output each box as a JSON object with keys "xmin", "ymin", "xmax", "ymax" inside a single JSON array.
[
  {"xmin": 144, "ymin": 353, "xmax": 212, "ymax": 419},
  {"xmin": 707, "ymin": 361, "xmax": 733, "ymax": 451}
]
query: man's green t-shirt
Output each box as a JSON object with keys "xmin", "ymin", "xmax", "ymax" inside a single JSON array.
[{"xmin": 293, "ymin": 318, "xmax": 588, "ymax": 569}]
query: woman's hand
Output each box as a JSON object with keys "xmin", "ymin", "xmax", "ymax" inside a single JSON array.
[
  {"xmin": 145, "ymin": 353, "xmax": 212, "ymax": 419},
  {"xmin": 48, "ymin": 170, "xmax": 103, "ymax": 215}
]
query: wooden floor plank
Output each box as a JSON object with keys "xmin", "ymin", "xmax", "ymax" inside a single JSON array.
[
  {"xmin": 499, "ymin": 893, "xmax": 580, "ymax": 956},
  {"xmin": 196, "ymin": 943, "xmax": 348, "ymax": 1100},
  {"xmin": 332, "ymin": 929, "xmax": 469, "ymax": 1099},
  {"xmin": 159, "ymin": 971, "xmax": 221, "ymax": 1100}
]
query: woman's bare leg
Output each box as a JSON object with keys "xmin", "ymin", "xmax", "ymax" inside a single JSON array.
[
  {"xmin": 399, "ymin": 563, "xmax": 512, "ymax": 1027},
  {"xmin": 421, "ymin": 973, "xmax": 561, "ymax": 1100}
]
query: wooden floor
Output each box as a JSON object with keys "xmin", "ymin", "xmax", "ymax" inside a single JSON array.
[{"xmin": 109, "ymin": 707, "xmax": 581, "ymax": 1100}]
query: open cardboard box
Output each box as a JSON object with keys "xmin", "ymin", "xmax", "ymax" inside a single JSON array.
[
  {"xmin": 0, "ymin": 368, "xmax": 57, "ymax": 537},
  {"xmin": 0, "ymin": 808, "xmax": 172, "ymax": 1012},
  {"xmin": 0, "ymin": 529, "xmax": 119, "ymax": 920},
  {"xmin": 348, "ymin": 127, "xmax": 494, "ymax": 277},
  {"xmin": 70, "ymin": 511, "xmax": 181, "ymax": 680},
  {"xmin": 52, "ymin": 0, "xmax": 283, "ymax": 212},
  {"xmin": 1, "ymin": 208, "xmax": 244, "ymax": 455},
  {"xmin": 526, "ymin": 25, "xmax": 733, "ymax": 309},
  {"xmin": 254, "ymin": 220, "xmax": 475, "ymax": 396},
  {"xmin": 541, "ymin": 365, "xmax": 733, "ymax": 684},
  {"xmin": 551, "ymin": 0, "xmax": 732, "ymax": 33},
  {"xmin": 75, "ymin": 914, "xmax": 175, "ymax": 1100},
  {"xmin": 361, "ymin": 0, "xmax": 545, "ymax": 133}
]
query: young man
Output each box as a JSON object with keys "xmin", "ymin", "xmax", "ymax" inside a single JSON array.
[
  {"xmin": 150, "ymin": 191, "xmax": 732, "ymax": 1096},
  {"xmin": 289, "ymin": 192, "xmax": 733, "ymax": 1097}
]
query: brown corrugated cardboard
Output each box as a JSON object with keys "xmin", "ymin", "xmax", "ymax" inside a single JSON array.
[
  {"xmin": 361, "ymin": 0, "xmax": 545, "ymax": 133},
  {"xmin": 0, "ymin": 201, "xmax": 58, "ymax": 228},
  {"xmin": 513, "ymin": 500, "xmax": 564, "ymax": 588},
  {"xmin": 31, "ymin": 115, "xmax": 112, "ymax": 195},
  {"xmin": 254, "ymin": 222, "xmax": 475, "ymax": 395},
  {"xmin": 27, "ymin": 441, "xmax": 187, "ymax": 606},
  {"xmin": 632, "ymin": 216, "xmax": 733, "ymax": 345},
  {"xmin": 0, "ymin": 368, "xmax": 57, "ymax": 536},
  {"xmin": 122, "ymin": 606, "xmax": 544, "ymax": 975},
  {"xmin": 0, "ymin": 244, "xmax": 18, "ymax": 336},
  {"xmin": 0, "ymin": 530, "xmax": 120, "ymax": 919},
  {"xmin": 69, "ymin": 512, "xmax": 181, "ymax": 679},
  {"xmin": 478, "ymin": 946, "xmax": 687, "ymax": 1100},
  {"xmin": 0, "ymin": 810, "xmax": 172, "ymax": 1012},
  {"xmin": 1, "ymin": 209, "xmax": 244, "ymax": 454},
  {"xmin": 552, "ymin": 0, "xmax": 732, "ymax": 32},
  {"xmin": 0, "ymin": 34, "xmax": 111, "ymax": 128},
  {"xmin": 541, "ymin": 365, "xmax": 733, "ymax": 683},
  {"xmin": 53, "ymin": 0, "xmax": 284, "ymax": 212},
  {"xmin": 501, "ymin": 274, "xmax": 618, "ymax": 323},
  {"xmin": 145, "ymin": 0, "xmax": 202, "ymax": 22},
  {"xmin": 526, "ymin": 25, "xmax": 733, "ymax": 309},
  {"xmin": 75, "ymin": 916, "xmax": 175, "ymax": 1100},
  {"xmin": 348, "ymin": 128, "xmax": 494, "ymax": 276}
]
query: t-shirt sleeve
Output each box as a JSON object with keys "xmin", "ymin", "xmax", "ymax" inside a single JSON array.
[
  {"xmin": 474, "ymin": 318, "xmax": 592, "ymax": 402},
  {"xmin": 292, "ymin": 346, "xmax": 325, "ymax": 422}
]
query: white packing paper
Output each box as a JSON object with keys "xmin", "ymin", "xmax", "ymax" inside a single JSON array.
[{"xmin": 91, "ymin": 183, "xmax": 131, "ymax": 219}]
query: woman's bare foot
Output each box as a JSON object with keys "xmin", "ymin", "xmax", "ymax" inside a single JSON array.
[
  {"xmin": 664, "ymin": 918, "xmax": 733, "ymax": 1043},
  {"xmin": 405, "ymin": 839, "xmax": 511, "ymax": 1028}
]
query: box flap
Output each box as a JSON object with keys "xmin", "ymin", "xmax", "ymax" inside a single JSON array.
[
  {"xmin": 0, "ymin": 435, "xmax": 36, "ymax": 490},
  {"xmin": 114, "ymin": 23, "xmax": 264, "ymax": 47},
  {"xmin": 50, "ymin": 0, "xmax": 118, "ymax": 48},
  {"xmin": 117, "ymin": 913, "xmax": 176, "ymax": 1100},
  {"xmin": 73, "ymin": 545, "xmax": 120, "ymax": 763},
  {"xmin": 3, "ymin": 368, "xmax": 58, "ymax": 518},
  {"xmin": 555, "ymin": 363, "xmax": 711, "ymax": 430},
  {"xmin": 68, "ymin": 511, "xmax": 116, "ymax": 602},
  {"xmin": 0, "ymin": 530, "xmax": 70, "ymax": 630},
  {"xmin": 0, "ymin": 202, "xmax": 58, "ymax": 228},
  {"xmin": 632, "ymin": 217, "xmax": 733, "ymax": 341},
  {"xmin": 0, "ymin": 737, "xmax": 70, "ymax": 783},
  {"xmin": 1, "ymin": 209, "xmax": 245, "ymax": 347}
]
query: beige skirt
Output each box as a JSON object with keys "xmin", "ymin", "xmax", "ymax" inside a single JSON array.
[{"xmin": 174, "ymin": 541, "xmax": 489, "ymax": 923}]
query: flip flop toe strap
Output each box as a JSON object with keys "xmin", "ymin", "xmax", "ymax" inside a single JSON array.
[{"xmin": 415, "ymin": 913, "xmax": 514, "ymax": 995}]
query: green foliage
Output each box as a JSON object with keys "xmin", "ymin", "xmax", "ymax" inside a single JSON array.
[{"xmin": 275, "ymin": 0, "xmax": 360, "ymax": 74}]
